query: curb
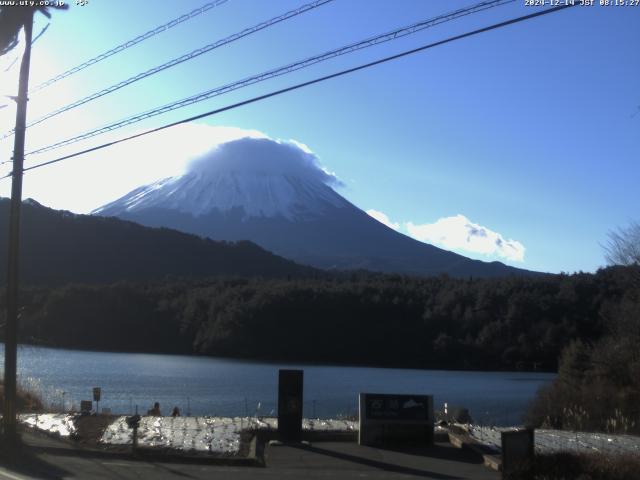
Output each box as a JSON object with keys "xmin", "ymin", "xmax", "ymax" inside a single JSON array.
[
  {"xmin": 21, "ymin": 427, "xmax": 265, "ymax": 467},
  {"xmin": 447, "ymin": 430, "xmax": 502, "ymax": 471}
]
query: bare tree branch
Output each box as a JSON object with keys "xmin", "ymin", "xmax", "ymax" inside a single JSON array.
[
  {"xmin": 604, "ymin": 220, "xmax": 640, "ymax": 266},
  {"xmin": 0, "ymin": 5, "xmax": 67, "ymax": 56}
]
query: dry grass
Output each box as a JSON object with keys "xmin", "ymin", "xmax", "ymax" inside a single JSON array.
[
  {"xmin": 531, "ymin": 452, "xmax": 640, "ymax": 480},
  {"xmin": 0, "ymin": 381, "xmax": 44, "ymax": 412}
]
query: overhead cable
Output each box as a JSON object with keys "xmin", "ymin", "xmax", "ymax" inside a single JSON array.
[
  {"xmin": 24, "ymin": 0, "xmax": 514, "ymax": 156},
  {"xmin": 0, "ymin": 3, "xmax": 576, "ymax": 180},
  {"xmin": 2, "ymin": 0, "xmax": 334, "ymax": 139},
  {"xmin": 28, "ymin": 0, "xmax": 230, "ymax": 94}
]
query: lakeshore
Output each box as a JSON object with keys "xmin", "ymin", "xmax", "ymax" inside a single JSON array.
[{"xmin": 4, "ymin": 344, "xmax": 554, "ymax": 424}]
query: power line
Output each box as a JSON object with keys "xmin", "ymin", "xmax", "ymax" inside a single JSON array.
[
  {"xmin": 31, "ymin": 22, "xmax": 50, "ymax": 45},
  {"xmin": 0, "ymin": 3, "xmax": 575, "ymax": 181},
  {"xmin": 24, "ymin": 0, "xmax": 514, "ymax": 157},
  {"xmin": 6, "ymin": 0, "xmax": 334, "ymax": 138},
  {"xmin": 28, "ymin": 0, "xmax": 230, "ymax": 94}
]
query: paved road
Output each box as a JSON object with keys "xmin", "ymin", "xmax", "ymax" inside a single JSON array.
[
  {"xmin": 0, "ymin": 432, "xmax": 498, "ymax": 480},
  {"xmin": 264, "ymin": 441, "xmax": 498, "ymax": 479}
]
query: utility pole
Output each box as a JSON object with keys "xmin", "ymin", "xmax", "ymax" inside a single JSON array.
[{"xmin": 3, "ymin": 8, "xmax": 34, "ymax": 440}]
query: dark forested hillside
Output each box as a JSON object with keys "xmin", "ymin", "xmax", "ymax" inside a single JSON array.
[
  {"xmin": 526, "ymin": 268, "xmax": 640, "ymax": 433},
  {"xmin": 9, "ymin": 266, "xmax": 638, "ymax": 372},
  {"xmin": 0, "ymin": 198, "xmax": 315, "ymax": 285}
]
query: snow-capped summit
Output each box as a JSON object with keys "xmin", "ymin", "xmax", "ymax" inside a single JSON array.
[
  {"xmin": 94, "ymin": 136, "xmax": 534, "ymax": 278},
  {"xmin": 95, "ymin": 138, "xmax": 348, "ymax": 221}
]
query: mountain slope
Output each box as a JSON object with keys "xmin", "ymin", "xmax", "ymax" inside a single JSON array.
[
  {"xmin": 0, "ymin": 198, "xmax": 315, "ymax": 286},
  {"xmin": 94, "ymin": 137, "xmax": 538, "ymax": 278}
]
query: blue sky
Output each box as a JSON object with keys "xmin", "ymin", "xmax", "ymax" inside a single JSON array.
[{"xmin": 0, "ymin": 0, "xmax": 638, "ymax": 274}]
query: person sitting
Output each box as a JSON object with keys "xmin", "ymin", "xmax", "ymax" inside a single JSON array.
[
  {"xmin": 147, "ymin": 402, "xmax": 161, "ymax": 416},
  {"xmin": 171, "ymin": 406, "xmax": 181, "ymax": 417}
]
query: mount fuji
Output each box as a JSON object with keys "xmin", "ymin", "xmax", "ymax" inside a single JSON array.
[{"xmin": 94, "ymin": 137, "xmax": 534, "ymax": 278}]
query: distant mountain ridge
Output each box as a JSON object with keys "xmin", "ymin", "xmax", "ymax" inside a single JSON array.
[
  {"xmin": 0, "ymin": 198, "xmax": 315, "ymax": 286},
  {"xmin": 95, "ymin": 137, "xmax": 540, "ymax": 278}
]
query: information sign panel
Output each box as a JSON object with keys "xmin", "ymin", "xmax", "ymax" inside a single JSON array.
[{"xmin": 359, "ymin": 393, "xmax": 434, "ymax": 446}]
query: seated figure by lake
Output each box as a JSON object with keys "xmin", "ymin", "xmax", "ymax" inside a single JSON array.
[{"xmin": 147, "ymin": 402, "xmax": 161, "ymax": 416}]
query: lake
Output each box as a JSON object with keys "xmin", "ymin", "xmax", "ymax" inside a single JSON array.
[{"xmin": 1, "ymin": 344, "xmax": 554, "ymax": 425}]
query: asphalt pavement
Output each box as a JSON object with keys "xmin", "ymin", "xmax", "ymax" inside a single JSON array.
[{"xmin": 0, "ymin": 430, "xmax": 499, "ymax": 480}]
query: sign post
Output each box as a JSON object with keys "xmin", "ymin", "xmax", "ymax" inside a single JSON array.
[
  {"xmin": 126, "ymin": 406, "xmax": 141, "ymax": 454},
  {"xmin": 93, "ymin": 387, "xmax": 101, "ymax": 414},
  {"xmin": 277, "ymin": 369, "xmax": 303, "ymax": 443}
]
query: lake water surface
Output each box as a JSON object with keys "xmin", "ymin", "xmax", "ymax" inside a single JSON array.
[{"xmin": 2, "ymin": 344, "xmax": 554, "ymax": 425}]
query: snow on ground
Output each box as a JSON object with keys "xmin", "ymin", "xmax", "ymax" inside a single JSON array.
[
  {"xmin": 19, "ymin": 413, "xmax": 77, "ymax": 437},
  {"xmin": 19, "ymin": 413, "xmax": 635, "ymax": 459},
  {"xmin": 468, "ymin": 425, "xmax": 640, "ymax": 456},
  {"xmin": 303, "ymin": 418, "xmax": 357, "ymax": 432},
  {"xmin": 100, "ymin": 416, "xmax": 358, "ymax": 455},
  {"xmin": 12, "ymin": 412, "xmax": 357, "ymax": 455},
  {"xmin": 248, "ymin": 417, "xmax": 357, "ymax": 432},
  {"xmin": 101, "ymin": 416, "xmax": 244, "ymax": 454}
]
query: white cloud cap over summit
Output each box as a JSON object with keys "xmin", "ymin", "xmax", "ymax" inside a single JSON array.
[
  {"xmin": 188, "ymin": 136, "xmax": 341, "ymax": 187},
  {"xmin": 93, "ymin": 127, "xmax": 348, "ymax": 220},
  {"xmin": 8, "ymin": 124, "xmax": 339, "ymax": 214},
  {"xmin": 406, "ymin": 214, "xmax": 525, "ymax": 262}
]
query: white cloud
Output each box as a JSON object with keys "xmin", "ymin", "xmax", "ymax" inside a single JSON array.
[
  {"xmin": 406, "ymin": 214, "xmax": 525, "ymax": 262},
  {"xmin": 366, "ymin": 209, "xmax": 400, "ymax": 231}
]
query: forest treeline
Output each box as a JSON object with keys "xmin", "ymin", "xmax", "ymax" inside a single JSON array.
[{"xmin": 5, "ymin": 265, "xmax": 638, "ymax": 373}]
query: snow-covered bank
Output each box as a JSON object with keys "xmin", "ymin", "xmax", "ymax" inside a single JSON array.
[
  {"xmin": 16, "ymin": 413, "xmax": 638, "ymax": 459},
  {"xmin": 468, "ymin": 425, "xmax": 640, "ymax": 456},
  {"xmin": 249, "ymin": 417, "xmax": 357, "ymax": 433},
  {"xmin": 101, "ymin": 416, "xmax": 244, "ymax": 454},
  {"xmin": 99, "ymin": 416, "xmax": 358, "ymax": 455},
  {"xmin": 19, "ymin": 413, "xmax": 77, "ymax": 437}
]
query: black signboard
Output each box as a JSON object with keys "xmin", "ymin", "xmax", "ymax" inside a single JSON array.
[
  {"xmin": 364, "ymin": 394, "xmax": 431, "ymax": 421},
  {"xmin": 277, "ymin": 369, "xmax": 303, "ymax": 442},
  {"xmin": 502, "ymin": 428, "xmax": 534, "ymax": 480},
  {"xmin": 359, "ymin": 393, "xmax": 434, "ymax": 446}
]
